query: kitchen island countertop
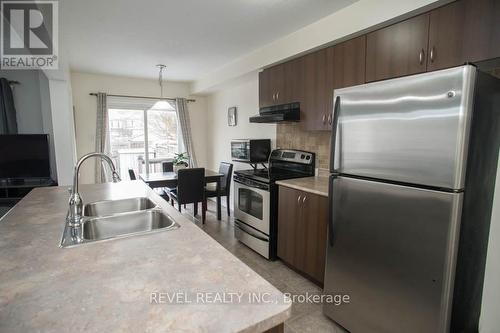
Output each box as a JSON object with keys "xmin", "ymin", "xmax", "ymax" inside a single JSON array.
[{"xmin": 0, "ymin": 181, "xmax": 290, "ymax": 333}]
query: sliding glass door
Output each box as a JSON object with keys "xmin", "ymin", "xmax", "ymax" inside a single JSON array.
[{"xmin": 107, "ymin": 97, "xmax": 179, "ymax": 180}]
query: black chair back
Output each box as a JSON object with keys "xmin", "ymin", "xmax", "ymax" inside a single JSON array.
[
  {"xmin": 218, "ymin": 162, "xmax": 233, "ymax": 195},
  {"xmin": 128, "ymin": 169, "xmax": 137, "ymax": 180},
  {"xmin": 177, "ymin": 168, "xmax": 205, "ymax": 204},
  {"xmin": 162, "ymin": 161, "xmax": 174, "ymax": 172}
]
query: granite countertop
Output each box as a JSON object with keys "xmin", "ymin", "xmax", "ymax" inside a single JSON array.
[
  {"xmin": 276, "ymin": 174, "xmax": 329, "ymax": 197},
  {"xmin": 0, "ymin": 181, "xmax": 290, "ymax": 333}
]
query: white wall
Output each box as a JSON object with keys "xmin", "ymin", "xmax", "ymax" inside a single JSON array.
[
  {"xmin": 47, "ymin": 78, "xmax": 77, "ymax": 186},
  {"xmin": 70, "ymin": 72, "xmax": 207, "ymax": 184},
  {"xmin": 206, "ymin": 71, "xmax": 276, "ymax": 209},
  {"xmin": 480, "ymin": 152, "xmax": 500, "ymax": 333},
  {"xmin": 38, "ymin": 71, "xmax": 57, "ymax": 181}
]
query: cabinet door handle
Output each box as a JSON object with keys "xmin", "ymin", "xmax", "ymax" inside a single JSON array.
[
  {"xmin": 272, "ymin": 93, "xmax": 276, "ymax": 101},
  {"xmin": 322, "ymin": 114, "xmax": 326, "ymax": 124},
  {"xmin": 297, "ymin": 195, "xmax": 302, "ymax": 204},
  {"xmin": 419, "ymin": 49, "xmax": 425, "ymax": 65},
  {"xmin": 302, "ymin": 195, "xmax": 307, "ymax": 204},
  {"xmin": 430, "ymin": 46, "xmax": 435, "ymax": 63},
  {"xmin": 328, "ymin": 113, "xmax": 332, "ymax": 125},
  {"xmin": 276, "ymin": 91, "xmax": 279, "ymax": 101}
]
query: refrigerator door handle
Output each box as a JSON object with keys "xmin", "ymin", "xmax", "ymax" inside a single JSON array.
[
  {"xmin": 330, "ymin": 96, "xmax": 341, "ymax": 173},
  {"xmin": 328, "ymin": 174, "xmax": 338, "ymax": 247}
]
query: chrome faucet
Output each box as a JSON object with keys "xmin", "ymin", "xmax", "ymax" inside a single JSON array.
[{"xmin": 67, "ymin": 152, "xmax": 121, "ymax": 227}]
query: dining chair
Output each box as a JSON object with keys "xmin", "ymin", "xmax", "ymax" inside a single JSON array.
[
  {"xmin": 128, "ymin": 169, "xmax": 137, "ymax": 180},
  {"xmin": 162, "ymin": 161, "xmax": 174, "ymax": 172},
  {"xmin": 159, "ymin": 161, "xmax": 176, "ymax": 198},
  {"xmin": 169, "ymin": 168, "xmax": 206, "ymax": 223},
  {"xmin": 205, "ymin": 162, "xmax": 233, "ymax": 216}
]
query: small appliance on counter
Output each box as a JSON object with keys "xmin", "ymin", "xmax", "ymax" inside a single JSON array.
[
  {"xmin": 233, "ymin": 149, "xmax": 315, "ymax": 259},
  {"xmin": 230, "ymin": 139, "xmax": 271, "ymax": 165},
  {"xmin": 249, "ymin": 102, "xmax": 300, "ymax": 123}
]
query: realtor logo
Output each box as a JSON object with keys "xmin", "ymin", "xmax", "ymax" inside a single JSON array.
[{"xmin": 0, "ymin": 0, "xmax": 58, "ymax": 69}]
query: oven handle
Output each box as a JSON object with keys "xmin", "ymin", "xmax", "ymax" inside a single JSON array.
[
  {"xmin": 233, "ymin": 177, "xmax": 269, "ymax": 191},
  {"xmin": 234, "ymin": 221, "xmax": 269, "ymax": 242}
]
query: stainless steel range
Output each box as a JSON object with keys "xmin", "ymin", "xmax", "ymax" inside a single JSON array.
[{"xmin": 233, "ymin": 149, "xmax": 315, "ymax": 259}]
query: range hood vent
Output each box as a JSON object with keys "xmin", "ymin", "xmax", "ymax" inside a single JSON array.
[{"xmin": 249, "ymin": 102, "xmax": 300, "ymax": 123}]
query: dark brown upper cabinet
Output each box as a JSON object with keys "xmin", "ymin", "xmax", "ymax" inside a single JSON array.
[
  {"xmin": 270, "ymin": 65, "xmax": 285, "ymax": 104},
  {"xmin": 427, "ymin": 1, "xmax": 466, "ymax": 71},
  {"xmin": 301, "ymin": 51, "xmax": 319, "ymax": 130},
  {"xmin": 302, "ymin": 47, "xmax": 334, "ymax": 131},
  {"xmin": 283, "ymin": 57, "xmax": 303, "ymax": 105},
  {"xmin": 259, "ymin": 64, "xmax": 285, "ymax": 108},
  {"xmin": 462, "ymin": 0, "xmax": 500, "ymax": 64},
  {"xmin": 258, "ymin": 69, "xmax": 272, "ymax": 108},
  {"xmin": 366, "ymin": 13, "xmax": 430, "ymax": 82},
  {"xmin": 332, "ymin": 35, "xmax": 366, "ymax": 91},
  {"xmin": 311, "ymin": 36, "xmax": 367, "ymax": 131}
]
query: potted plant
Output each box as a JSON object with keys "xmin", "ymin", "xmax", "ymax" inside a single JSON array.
[{"xmin": 173, "ymin": 152, "xmax": 189, "ymax": 173}]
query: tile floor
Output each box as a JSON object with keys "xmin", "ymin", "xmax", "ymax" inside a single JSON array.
[{"xmin": 178, "ymin": 200, "xmax": 347, "ymax": 333}]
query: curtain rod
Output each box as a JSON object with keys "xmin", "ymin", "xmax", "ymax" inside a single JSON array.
[{"xmin": 89, "ymin": 92, "xmax": 195, "ymax": 102}]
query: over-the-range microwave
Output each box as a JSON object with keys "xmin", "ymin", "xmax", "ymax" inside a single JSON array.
[{"xmin": 231, "ymin": 139, "xmax": 271, "ymax": 163}]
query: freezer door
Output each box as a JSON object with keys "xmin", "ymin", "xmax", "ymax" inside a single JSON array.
[
  {"xmin": 331, "ymin": 65, "xmax": 476, "ymax": 190},
  {"xmin": 323, "ymin": 176, "xmax": 462, "ymax": 333}
]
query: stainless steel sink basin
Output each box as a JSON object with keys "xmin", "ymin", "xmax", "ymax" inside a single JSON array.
[
  {"xmin": 82, "ymin": 209, "xmax": 178, "ymax": 241},
  {"xmin": 60, "ymin": 197, "xmax": 179, "ymax": 248},
  {"xmin": 83, "ymin": 197, "xmax": 156, "ymax": 217}
]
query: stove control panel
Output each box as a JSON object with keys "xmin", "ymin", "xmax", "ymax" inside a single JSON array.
[{"xmin": 270, "ymin": 149, "xmax": 314, "ymax": 165}]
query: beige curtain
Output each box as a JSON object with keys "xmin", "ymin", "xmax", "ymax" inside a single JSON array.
[
  {"xmin": 176, "ymin": 98, "xmax": 197, "ymax": 167},
  {"xmin": 95, "ymin": 92, "xmax": 110, "ymax": 183}
]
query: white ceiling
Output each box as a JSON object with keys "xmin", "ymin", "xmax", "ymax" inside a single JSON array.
[{"xmin": 61, "ymin": 0, "xmax": 357, "ymax": 81}]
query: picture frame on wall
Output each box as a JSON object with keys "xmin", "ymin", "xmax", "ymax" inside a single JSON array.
[{"xmin": 228, "ymin": 106, "xmax": 237, "ymax": 126}]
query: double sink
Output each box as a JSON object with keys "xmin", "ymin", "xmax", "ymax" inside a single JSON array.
[{"xmin": 60, "ymin": 197, "xmax": 179, "ymax": 248}]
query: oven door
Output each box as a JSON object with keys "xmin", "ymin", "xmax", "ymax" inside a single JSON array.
[
  {"xmin": 231, "ymin": 140, "xmax": 250, "ymax": 162},
  {"xmin": 233, "ymin": 177, "xmax": 270, "ymax": 234}
]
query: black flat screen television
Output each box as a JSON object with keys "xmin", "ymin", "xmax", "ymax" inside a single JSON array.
[{"xmin": 0, "ymin": 134, "xmax": 51, "ymax": 179}]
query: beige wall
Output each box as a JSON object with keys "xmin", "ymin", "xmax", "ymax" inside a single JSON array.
[
  {"xmin": 480, "ymin": 152, "xmax": 500, "ymax": 333},
  {"xmin": 206, "ymin": 71, "xmax": 276, "ymax": 209},
  {"xmin": 70, "ymin": 72, "xmax": 207, "ymax": 184}
]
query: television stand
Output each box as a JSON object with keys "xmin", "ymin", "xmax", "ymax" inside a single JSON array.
[{"xmin": 0, "ymin": 178, "xmax": 57, "ymax": 205}]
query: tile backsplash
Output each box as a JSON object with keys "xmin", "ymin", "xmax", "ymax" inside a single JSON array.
[{"xmin": 276, "ymin": 123, "xmax": 331, "ymax": 169}]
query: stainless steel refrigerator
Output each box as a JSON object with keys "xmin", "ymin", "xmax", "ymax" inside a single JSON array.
[{"xmin": 323, "ymin": 65, "xmax": 500, "ymax": 333}]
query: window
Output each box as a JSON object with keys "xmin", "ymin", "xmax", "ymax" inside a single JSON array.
[{"xmin": 107, "ymin": 97, "xmax": 180, "ymax": 180}]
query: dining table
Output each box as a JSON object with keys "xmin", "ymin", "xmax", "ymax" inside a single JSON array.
[{"xmin": 139, "ymin": 169, "xmax": 224, "ymax": 220}]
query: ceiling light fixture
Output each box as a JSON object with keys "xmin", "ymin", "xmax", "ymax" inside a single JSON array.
[{"xmin": 151, "ymin": 64, "xmax": 174, "ymax": 110}]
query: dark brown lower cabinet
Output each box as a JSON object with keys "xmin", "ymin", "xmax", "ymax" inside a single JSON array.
[{"xmin": 277, "ymin": 185, "xmax": 328, "ymax": 285}]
